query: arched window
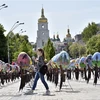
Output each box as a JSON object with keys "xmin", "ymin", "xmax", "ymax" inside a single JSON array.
[{"xmin": 42, "ymin": 25, "xmax": 44, "ymax": 28}]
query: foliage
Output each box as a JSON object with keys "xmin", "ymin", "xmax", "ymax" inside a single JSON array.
[
  {"xmin": 69, "ymin": 43, "xmax": 86, "ymax": 58},
  {"xmin": 33, "ymin": 51, "xmax": 37, "ymax": 58},
  {"xmin": 86, "ymin": 34, "xmax": 100, "ymax": 54},
  {"xmin": 66, "ymin": 42, "xmax": 72, "ymax": 57},
  {"xmin": 6, "ymin": 33, "xmax": 33, "ymax": 62},
  {"xmin": 43, "ymin": 38, "xmax": 55, "ymax": 61},
  {"xmin": 82, "ymin": 22, "xmax": 99, "ymax": 42},
  {"xmin": 79, "ymin": 44, "xmax": 86, "ymax": 56},
  {"xmin": 0, "ymin": 24, "xmax": 7, "ymax": 62}
]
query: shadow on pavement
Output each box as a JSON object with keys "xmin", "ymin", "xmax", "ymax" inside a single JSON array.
[
  {"xmin": 24, "ymin": 93, "xmax": 38, "ymax": 95},
  {"xmin": 0, "ymin": 94, "xmax": 22, "ymax": 97},
  {"xmin": 55, "ymin": 90, "xmax": 80, "ymax": 93},
  {"xmin": 66, "ymin": 90, "xmax": 80, "ymax": 93},
  {"xmin": 43, "ymin": 94, "xmax": 55, "ymax": 96}
]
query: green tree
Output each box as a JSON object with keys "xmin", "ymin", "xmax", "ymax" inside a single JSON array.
[
  {"xmin": 43, "ymin": 39, "xmax": 55, "ymax": 61},
  {"xmin": 33, "ymin": 51, "xmax": 37, "ymax": 58},
  {"xmin": 66, "ymin": 42, "xmax": 72, "ymax": 57},
  {"xmin": 79, "ymin": 44, "xmax": 86, "ymax": 57},
  {"xmin": 86, "ymin": 34, "xmax": 100, "ymax": 54},
  {"xmin": 69, "ymin": 43, "xmax": 86, "ymax": 58},
  {"xmin": 69, "ymin": 43, "xmax": 79, "ymax": 58},
  {"xmin": 82, "ymin": 22, "xmax": 99, "ymax": 42},
  {"xmin": 6, "ymin": 33, "xmax": 33, "ymax": 62},
  {"xmin": 0, "ymin": 24, "xmax": 7, "ymax": 62}
]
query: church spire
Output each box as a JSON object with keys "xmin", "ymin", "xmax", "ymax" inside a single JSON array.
[
  {"xmin": 38, "ymin": 6, "xmax": 48, "ymax": 23},
  {"xmin": 67, "ymin": 25, "xmax": 70, "ymax": 34},
  {"xmin": 66, "ymin": 26, "xmax": 71, "ymax": 38},
  {"xmin": 41, "ymin": 6, "xmax": 45, "ymax": 18}
]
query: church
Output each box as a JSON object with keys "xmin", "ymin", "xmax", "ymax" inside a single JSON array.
[
  {"xmin": 36, "ymin": 8, "xmax": 74, "ymax": 53},
  {"xmin": 36, "ymin": 7, "xmax": 49, "ymax": 49}
]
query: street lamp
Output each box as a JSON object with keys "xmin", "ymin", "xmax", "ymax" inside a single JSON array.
[
  {"xmin": 21, "ymin": 30, "xmax": 26, "ymax": 33},
  {"xmin": 19, "ymin": 29, "xmax": 23, "ymax": 33},
  {"xmin": 19, "ymin": 29, "xmax": 26, "ymax": 34},
  {"xmin": 9, "ymin": 21, "xmax": 19, "ymax": 32},
  {"xmin": 0, "ymin": 4, "xmax": 6, "ymax": 7},
  {"xmin": 0, "ymin": 4, "xmax": 8, "ymax": 10},
  {"xmin": 11, "ymin": 23, "xmax": 24, "ymax": 31},
  {"xmin": 7, "ymin": 21, "xmax": 24, "ymax": 63}
]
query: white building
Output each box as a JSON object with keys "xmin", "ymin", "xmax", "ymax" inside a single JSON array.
[
  {"xmin": 36, "ymin": 8, "xmax": 49, "ymax": 49},
  {"xmin": 51, "ymin": 34, "xmax": 67, "ymax": 54},
  {"xmin": 63, "ymin": 28, "xmax": 74, "ymax": 43}
]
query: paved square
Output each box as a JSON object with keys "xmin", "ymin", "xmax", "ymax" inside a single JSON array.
[{"xmin": 0, "ymin": 78, "xmax": 100, "ymax": 100}]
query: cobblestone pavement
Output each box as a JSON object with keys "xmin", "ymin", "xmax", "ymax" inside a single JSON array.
[{"xmin": 0, "ymin": 77, "xmax": 100, "ymax": 100}]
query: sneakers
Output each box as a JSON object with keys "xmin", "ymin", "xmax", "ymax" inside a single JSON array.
[
  {"xmin": 25, "ymin": 89, "xmax": 50, "ymax": 95},
  {"xmin": 46, "ymin": 90, "xmax": 50, "ymax": 95},
  {"xmin": 24, "ymin": 90, "xmax": 34, "ymax": 95}
]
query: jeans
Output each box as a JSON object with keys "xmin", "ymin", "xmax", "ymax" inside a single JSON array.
[{"xmin": 32, "ymin": 71, "xmax": 49, "ymax": 90}]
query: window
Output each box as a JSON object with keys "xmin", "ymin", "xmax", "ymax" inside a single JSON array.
[
  {"xmin": 42, "ymin": 40, "xmax": 44, "ymax": 46},
  {"xmin": 42, "ymin": 25, "xmax": 44, "ymax": 28}
]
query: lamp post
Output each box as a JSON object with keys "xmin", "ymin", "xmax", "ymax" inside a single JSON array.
[
  {"xmin": 7, "ymin": 22, "xmax": 24, "ymax": 63},
  {"xmin": 19, "ymin": 29, "xmax": 23, "ymax": 33},
  {"xmin": 19, "ymin": 29, "xmax": 26, "ymax": 34},
  {"xmin": 0, "ymin": 4, "xmax": 8, "ymax": 10},
  {"xmin": 21, "ymin": 30, "xmax": 26, "ymax": 33}
]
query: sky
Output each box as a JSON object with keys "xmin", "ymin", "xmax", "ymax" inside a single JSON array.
[{"xmin": 0, "ymin": 0, "xmax": 100, "ymax": 43}]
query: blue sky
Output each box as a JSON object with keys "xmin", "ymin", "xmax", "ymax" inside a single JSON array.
[{"xmin": 0, "ymin": 0, "xmax": 100, "ymax": 42}]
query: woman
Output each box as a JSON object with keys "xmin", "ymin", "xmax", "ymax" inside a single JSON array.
[{"xmin": 25, "ymin": 48, "xmax": 50, "ymax": 95}]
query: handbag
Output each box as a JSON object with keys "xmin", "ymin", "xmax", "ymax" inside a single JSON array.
[{"xmin": 39, "ymin": 65, "xmax": 48, "ymax": 75}]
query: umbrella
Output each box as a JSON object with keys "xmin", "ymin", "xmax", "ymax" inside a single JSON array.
[
  {"xmin": 51, "ymin": 51, "xmax": 70, "ymax": 68},
  {"xmin": 92, "ymin": 52, "xmax": 100, "ymax": 67},
  {"xmin": 17, "ymin": 52, "xmax": 31, "ymax": 70}
]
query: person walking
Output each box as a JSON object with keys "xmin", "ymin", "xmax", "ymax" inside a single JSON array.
[{"xmin": 25, "ymin": 48, "xmax": 50, "ymax": 95}]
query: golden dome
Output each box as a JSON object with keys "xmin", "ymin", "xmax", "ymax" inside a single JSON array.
[
  {"xmin": 66, "ymin": 33, "xmax": 71, "ymax": 37},
  {"xmin": 66, "ymin": 28, "xmax": 71, "ymax": 37},
  {"xmin": 38, "ymin": 18, "xmax": 47, "ymax": 23},
  {"xmin": 38, "ymin": 8, "xmax": 48, "ymax": 23}
]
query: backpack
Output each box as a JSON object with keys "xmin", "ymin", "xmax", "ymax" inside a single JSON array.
[{"xmin": 39, "ymin": 65, "xmax": 48, "ymax": 75}]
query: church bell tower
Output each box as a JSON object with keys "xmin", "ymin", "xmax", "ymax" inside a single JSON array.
[{"xmin": 36, "ymin": 7, "xmax": 49, "ymax": 49}]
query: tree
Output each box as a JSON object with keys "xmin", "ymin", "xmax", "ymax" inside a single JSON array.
[
  {"xmin": 79, "ymin": 44, "xmax": 86, "ymax": 57},
  {"xmin": 69, "ymin": 43, "xmax": 86, "ymax": 58},
  {"xmin": 43, "ymin": 39, "xmax": 55, "ymax": 61},
  {"xmin": 6, "ymin": 33, "xmax": 33, "ymax": 62},
  {"xmin": 86, "ymin": 34, "xmax": 100, "ymax": 54},
  {"xmin": 66, "ymin": 42, "xmax": 72, "ymax": 57},
  {"xmin": 69, "ymin": 43, "xmax": 79, "ymax": 58},
  {"xmin": 0, "ymin": 24, "xmax": 7, "ymax": 62},
  {"xmin": 82, "ymin": 22, "xmax": 99, "ymax": 42}
]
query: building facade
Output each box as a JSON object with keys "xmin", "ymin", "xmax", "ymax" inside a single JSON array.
[
  {"xmin": 63, "ymin": 28, "xmax": 74, "ymax": 43},
  {"xmin": 36, "ymin": 8, "xmax": 49, "ymax": 49},
  {"xmin": 75, "ymin": 34, "xmax": 82, "ymax": 42},
  {"xmin": 51, "ymin": 34, "xmax": 68, "ymax": 54}
]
